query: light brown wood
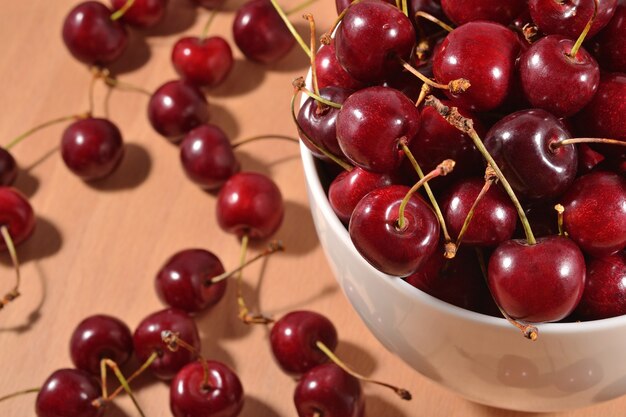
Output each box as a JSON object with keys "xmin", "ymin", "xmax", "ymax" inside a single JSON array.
[{"xmin": 0, "ymin": 1, "xmax": 624, "ymax": 416}]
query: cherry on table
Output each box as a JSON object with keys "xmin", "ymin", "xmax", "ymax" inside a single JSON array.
[
  {"xmin": 0, "ymin": 187, "xmax": 36, "ymax": 250},
  {"xmin": 528, "ymin": 0, "xmax": 618, "ymax": 39},
  {"xmin": 575, "ymin": 252, "xmax": 626, "ymax": 320},
  {"xmin": 110, "ymin": 0, "xmax": 168, "ymax": 28},
  {"xmin": 35, "ymin": 369, "xmax": 103, "ymax": 417},
  {"xmin": 172, "ymin": 36, "xmax": 234, "ymax": 88},
  {"xmin": 0, "ymin": 148, "xmax": 17, "ymax": 186}
]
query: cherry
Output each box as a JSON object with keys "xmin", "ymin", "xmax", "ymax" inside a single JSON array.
[
  {"xmin": 315, "ymin": 41, "xmax": 363, "ymax": 90},
  {"xmin": 294, "ymin": 363, "xmax": 364, "ymax": 417},
  {"xmin": 61, "ymin": 117, "xmax": 125, "ymax": 181},
  {"xmin": 433, "ymin": 21, "xmax": 522, "ymax": 111},
  {"xmin": 62, "ymin": 1, "xmax": 128, "ymax": 65},
  {"xmin": 483, "ymin": 109, "xmax": 577, "ymax": 200},
  {"xmin": 577, "ymin": 143, "xmax": 606, "ymax": 174},
  {"xmin": 0, "ymin": 187, "xmax": 35, "ymax": 250},
  {"xmin": 336, "ymin": 86, "xmax": 421, "ymax": 173},
  {"xmin": 172, "ymin": 36, "xmax": 234, "ymax": 88},
  {"xmin": 595, "ymin": 1, "xmax": 626, "ymax": 72},
  {"xmin": 232, "ymin": 0, "xmax": 295, "ymax": 64},
  {"xmin": 170, "ymin": 360, "xmax": 244, "ymax": 417},
  {"xmin": 191, "ymin": 0, "xmax": 226, "ymax": 9},
  {"xmin": 179, "ymin": 124, "xmax": 240, "ymax": 190},
  {"xmin": 575, "ymin": 252, "xmax": 626, "ymax": 320},
  {"xmin": 0, "ymin": 148, "xmax": 17, "ymax": 186},
  {"xmin": 155, "ymin": 248, "xmax": 227, "ymax": 313},
  {"xmin": 216, "ymin": 172, "xmax": 284, "ymax": 240},
  {"xmin": 334, "ymin": 0, "xmax": 415, "ymax": 83},
  {"xmin": 561, "ymin": 171, "xmax": 626, "ymax": 257},
  {"xmin": 335, "ymin": 0, "xmax": 394, "ymax": 14},
  {"xmin": 69, "ymin": 314, "xmax": 134, "ymax": 375},
  {"xmin": 409, "ymin": 0, "xmax": 450, "ymax": 35},
  {"xmin": 440, "ymin": 0, "xmax": 527, "ymax": 25},
  {"xmin": 133, "ymin": 308, "xmax": 201, "ymax": 380},
  {"xmin": 110, "ymin": 0, "xmax": 168, "ymax": 28},
  {"xmin": 528, "ymin": 0, "xmax": 618, "ymax": 39},
  {"xmin": 488, "ymin": 235, "xmax": 586, "ymax": 323},
  {"xmin": 148, "ymin": 80, "xmax": 210, "ymax": 142},
  {"xmin": 35, "ymin": 369, "xmax": 102, "ymax": 417}
]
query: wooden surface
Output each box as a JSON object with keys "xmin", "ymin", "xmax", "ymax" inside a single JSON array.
[{"xmin": 0, "ymin": 1, "xmax": 625, "ymax": 416}]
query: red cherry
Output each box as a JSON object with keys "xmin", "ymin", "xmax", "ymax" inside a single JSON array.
[
  {"xmin": 0, "ymin": 148, "xmax": 18, "ymax": 186},
  {"xmin": 596, "ymin": 1, "xmax": 626, "ymax": 72},
  {"xmin": 528, "ymin": 0, "xmax": 618, "ymax": 39},
  {"xmin": 334, "ymin": 0, "xmax": 394, "ymax": 13},
  {"xmin": 315, "ymin": 41, "xmax": 364, "ymax": 90},
  {"xmin": 575, "ymin": 252, "xmax": 626, "ymax": 320},
  {"xmin": 0, "ymin": 187, "xmax": 35, "ymax": 250},
  {"xmin": 172, "ymin": 36, "xmax": 234, "ymax": 88},
  {"xmin": 110, "ymin": 0, "xmax": 168, "ymax": 28},
  {"xmin": 35, "ymin": 369, "xmax": 103, "ymax": 417},
  {"xmin": 440, "ymin": 0, "xmax": 527, "ymax": 25}
]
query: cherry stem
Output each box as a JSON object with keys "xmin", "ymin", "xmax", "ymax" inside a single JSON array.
[
  {"xmin": 0, "ymin": 226, "xmax": 21, "ymax": 312},
  {"xmin": 303, "ymin": 13, "xmax": 320, "ymax": 97},
  {"xmin": 290, "ymin": 91, "xmax": 353, "ymax": 172},
  {"xmin": 299, "ymin": 87, "xmax": 342, "ymax": 109},
  {"xmin": 110, "ymin": 0, "xmax": 135, "ymax": 21},
  {"xmin": 474, "ymin": 247, "xmax": 538, "ymax": 341},
  {"xmin": 98, "ymin": 358, "xmax": 146, "ymax": 417},
  {"xmin": 551, "ymin": 137, "xmax": 626, "ymax": 150},
  {"xmin": 95, "ymin": 68, "xmax": 152, "ymax": 96},
  {"xmin": 414, "ymin": 83, "xmax": 431, "ymax": 107},
  {"xmin": 269, "ymin": 0, "xmax": 311, "ymax": 58},
  {"xmin": 285, "ymin": 0, "xmax": 318, "ymax": 16},
  {"xmin": 5, "ymin": 114, "xmax": 86, "ymax": 150},
  {"xmin": 400, "ymin": 59, "xmax": 470, "ymax": 94},
  {"xmin": 235, "ymin": 235, "xmax": 274, "ymax": 325},
  {"xmin": 401, "ymin": 0, "xmax": 408, "ymax": 16},
  {"xmin": 209, "ymin": 240, "xmax": 284, "ymax": 284},
  {"xmin": 414, "ymin": 11, "xmax": 454, "ymax": 32},
  {"xmin": 424, "ymin": 95, "xmax": 537, "ymax": 245},
  {"xmin": 0, "ymin": 387, "xmax": 39, "ymax": 403},
  {"xmin": 568, "ymin": 0, "xmax": 598, "ymax": 58},
  {"xmin": 106, "ymin": 351, "xmax": 158, "ymax": 401},
  {"xmin": 200, "ymin": 5, "xmax": 221, "ymax": 41},
  {"xmin": 231, "ymin": 135, "xmax": 299, "ymax": 149},
  {"xmin": 455, "ymin": 166, "xmax": 497, "ymax": 250},
  {"xmin": 522, "ymin": 23, "xmax": 539, "ymax": 44},
  {"xmin": 161, "ymin": 330, "xmax": 215, "ymax": 389},
  {"xmin": 321, "ymin": 0, "xmax": 363, "ymax": 45},
  {"xmin": 89, "ymin": 71, "xmax": 98, "ymax": 116},
  {"xmin": 554, "ymin": 204, "xmax": 566, "ymax": 236},
  {"xmin": 399, "ymin": 142, "xmax": 456, "ymax": 258},
  {"xmin": 315, "ymin": 341, "xmax": 412, "ymax": 400}
]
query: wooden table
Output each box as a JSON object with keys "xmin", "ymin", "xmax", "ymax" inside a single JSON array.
[{"xmin": 0, "ymin": 1, "xmax": 624, "ymax": 416}]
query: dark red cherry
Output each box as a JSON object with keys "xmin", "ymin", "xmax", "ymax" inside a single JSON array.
[
  {"xmin": 528, "ymin": 0, "xmax": 618, "ymax": 39},
  {"xmin": 191, "ymin": 0, "xmax": 227, "ymax": 9},
  {"xmin": 484, "ymin": 109, "xmax": 577, "ymax": 200},
  {"xmin": 440, "ymin": 0, "xmax": 527, "ymax": 25},
  {"xmin": 172, "ymin": 36, "xmax": 234, "ymax": 88},
  {"xmin": 35, "ymin": 369, "xmax": 103, "ymax": 417},
  {"xmin": 433, "ymin": 21, "xmax": 522, "ymax": 111},
  {"xmin": 62, "ymin": 1, "xmax": 128, "ymax": 65},
  {"xmin": 170, "ymin": 360, "xmax": 244, "ymax": 417},
  {"xmin": 69, "ymin": 314, "xmax": 133, "ymax": 375},
  {"xmin": 232, "ymin": 0, "xmax": 295, "ymax": 64},
  {"xmin": 488, "ymin": 236, "xmax": 586, "ymax": 323},
  {"xmin": 179, "ymin": 124, "xmax": 240, "ymax": 190},
  {"xmin": 575, "ymin": 252, "xmax": 626, "ymax": 320},
  {"xmin": 61, "ymin": 117, "xmax": 125, "ymax": 181},
  {"xmin": 148, "ymin": 80, "xmax": 210, "ymax": 142},
  {"xmin": 519, "ymin": 35, "xmax": 600, "ymax": 117},
  {"xmin": 0, "ymin": 148, "xmax": 17, "ymax": 186},
  {"xmin": 334, "ymin": 0, "xmax": 394, "ymax": 14},
  {"xmin": 216, "ymin": 172, "xmax": 284, "ymax": 240},
  {"xmin": 349, "ymin": 185, "xmax": 440, "ymax": 277},
  {"xmin": 409, "ymin": 0, "xmax": 449, "ymax": 34},
  {"xmin": 0, "ymin": 187, "xmax": 35, "ymax": 251},
  {"xmin": 294, "ymin": 363, "xmax": 364, "ymax": 417},
  {"xmin": 133, "ymin": 308, "xmax": 201, "ymax": 380},
  {"xmin": 315, "ymin": 41, "xmax": 364, "ymax": 90},
  {"xmin": 561, "ymin": 171, "xmax": 626, "ymax": 257},
  {"xmin": 270, "ymin": 310, "xmax": 338, "ymax": 375},
  {"xmin": 110, "ymin": 0, "xmax": 167, "ymax": 28},
  {"xmin": 596, "ymin": 1, "xmax": 626, "ymax": 72},
  {"xmin": 155, "ymin": 248, "xmax": 227, "ymax": 313},
  {"xmin": 577, "ymin": 143, "xmax": 605, "ymax": 174},
  {"xmin": 336, "ymin": 86, "xmax": 420, "ymax": 174},
  {"xmin": 334, "ymin": 0, "xmax": 415, "ymax": 83}
]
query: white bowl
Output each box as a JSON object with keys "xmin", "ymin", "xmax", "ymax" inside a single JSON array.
[{"xmin": 300, "ymin": 142, "xmax": 626, "ymax": 412}]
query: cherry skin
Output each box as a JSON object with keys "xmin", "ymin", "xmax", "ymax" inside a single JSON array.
[
  {"xmin": 232, "ymin": 0, "xmax": 295, "ymax": 64},
  {"xmin": 334, "ymin": 0, "xmax": 394, "ymax": 14},
  {"xmin": 488, "ymin": 235, "xmax": 586, "ymax": 323},
  {"xmin": 148, "ymin": 80, "xmax": 210, "ymax": 142},
  {"xmin": 133, "ymin": 308, "xmax": 201, "ymax": 380},
  {"xmin": 172, "ymin": 36, "xmax": 234, "ymax": 88},
  {"xmin": 61, "ymin": 117, "xmax": 125, "ymax": 181},
  {"xmin": 596, "ymin": 1, "xmax": 626, "ymax": 72},
  {"xmin": 577, "ymin": 143, "xmax": 605, "ymax": 174},
  {"xmin": 155, "ymin": 248, "xmax": 227, "ymax": 313},
  {"xmin": 180, "ymin": 124, "xmax": 240, "ymax": 190},
  {"xmin": 528, "ymin": 0, "xmax": 618, "ymax": 39},
  {"xmin": 349, "ymin": 185, "xmax": 440, "ymax": 277},
  {"xmin": 484, "ymin": 109, "xmax": 577, "ymax": 200},
  {"xmin": 69, "ymin": 314, "xmax": 134, "ymax": 375},
  {"xmin": 440, "ymin": 0, "xmax": 527, "ymax": 25},
  {"xmin": 216, "ymin": 172, "xmax": 284, "ymax": 240},
  {"xmin": 35, "ymin": 369, "xmax": 103, "ymax": 417},
  {"xmin": 270, "ymin": 310, "xmax": 338, "ymax": 375},
  {"xmin": 575, "ymin": 252, "xmax": 626, "ymax": 320},
  {"xmin": 409, "ymin": 0, "xmax": 449, "ymax": 34},
  {"xmin": 315, "ymin": 41, "xmax": 364, "ymax": 91},
  {"xmin": 110, "ymin": 0, "xmax": 168, "ymax": 28},
  {"xmin": 62, "ymin": 1, "xmax": 128, "ymax": 65},
  {"xmin": 433, "ymin": 21, "xmax": 522, "ymax": 111},
  {"xmin": 0, "ymin": 148, "xmax": 17, "ymax": 186},
  {"xmin": 334, "ymin": 0, "xmax": 415, "ymax": 83},
  {"xmin": 0, "ymin": 187, "xmax": 36, "ymax": 251},
  {"xmin": 519, "ymin": 35, "xmax": 600, "ymax": 117},
  {"xmin": 336, "ymin": 86, "xmax": 421, "ymax": 174},
  {"xmin": 294, "ymin": 363, "xmax": 364, "ymax": 417},
  {"xmin": 561, "ymin": 171, "xmax": 626, "ymax": 257},
  {"xmin": 170, "ymin": 360, "xmax": 244, "ymax": 417}
]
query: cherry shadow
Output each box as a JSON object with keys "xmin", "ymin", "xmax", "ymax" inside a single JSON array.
[
  {"xmin": 107, "ymin": 30, "xmax": 152, "ymax": 75},
  {"xmin": 335, "ymin": 340, "xmax": 378, "ymax": 376},
  {"xmin": 0, "ymin": 261, "xmax": 47, "ymax": 334},
  {"xmin": 468, "ymin": 403, "xmax": 542, "ymax": 417},
  {"xmin": 240, "ymin": 396, "xmax": 282, "ymax": 417},
  {"xmin": 265, "ymin": 283, "xmax": 337, "ymax": 316},
  {"xmin": 266, "ymin": 22, "xmax": 312, "ymax": 73},
  {"xmin": 209, "ymin": 103, "xmax": 240, "ymax": 140},
  {"xmin": 274, "ymin": 200, "xmax": 319, "ymax": 255},
  {"xmin": 143, "ymin": 0, "xmax": 199, "ymax": 37},
  {"xmin": 209, "ymin": 58, "xmax": 267, "ymax": 97},
  {"xmin": 366, "ymin": 394, "xmax": 408, "ymax": 417},
  {"xmin": 200, "ymin": 340, "xmax": 237, "ymax": 370},
  {"xmin": 23, "ymin": 146, "xmax": 59, "ymax": 173},
  {"xmin": 13, "ymin": 169, "xmax": 40, "ymax": 198},
  {"xmin": 101, "ymin": 401, "xmax": 133, "ymax": 417},
  {"xmin": 234, "ymin": 152, "xmax": 272, "ymax": 177},
  {"xmin": 0, "ymin": 217, "xmax": 63, "ymax": 266},
  {"xmin": 87, "ymin": 143, "xmax": 152, "ymax": 192}
]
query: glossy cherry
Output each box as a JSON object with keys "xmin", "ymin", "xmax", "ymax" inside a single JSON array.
[
  {"xmin": 170, "ymin": 360, "xmax": 244, "ymax": 417},
  {"xmin": 62, "ymin": 1, "xmax": 128, "ymax": 65},
  {"xmin": 315, "ymin": 41, "xmax": 363, "ymax": 90},
  {"xmin": 0, "ymin": 148, "xmax": 17, "ymax": 186},
  {"xmin": 232, "ymin": 0, "xmax": 295, "ymax": 64},
  {"xmin": 488, "ymin": 236, "xmax": 586, "ymax": 323},
  {"xmin": 61, "ymin": 117, "xmax": 125, "ymax": 181},
  {"xmin": 334, "ymin": 0, "xmax": 394, "ymax": 13},
  {"xmin": 148, "ymin": 80, "xmax": 210, "ymax": 142},
  {"xmin": 440, "ymin": 0, "xmax": 527, "ymax": 25},
  {"xmin": 172, "ymin": 36, "xmax": 234, "ymax": 88},
  {"xmin": 133, "ymin": 308, "xmax": 201, "ymax": 380},
  {"xmin": 561, "ymin": 171, "xmax": 626, "ymax": 257},
  {"xmin": 596, "ymin": 1, "xmax": 626, "ymax": 72},
  {"xmin": 35, "ymin": 369, "xmax": 103, "ymax": 417},
  {"xmin": 179, "ymin": 124, "xmax": 240, "ymax": 190},
  {"xmin": 155, "ymin": 248, "xmax": 227, "ymax": 313},
  {"xmin": 0, "ymin": 187, "xmax": 36, "ymax": 251},
  {"xmin": 110, "ymin": 0, "xmax": 167, "ymax": 28},
  {"xmin": 528, "ymin": 0, "xmax": 618, "ymax": 39},
  {"xmin": 575, "ymin": 252, "xmax": 626, "ymax": 320},
  {"xmin": 216, "ymin": 172, "xmax": 284, "ymax": 239},
  {"xmin": 69, "ymin": 314, "xmax": 133, "ymax": 375}
]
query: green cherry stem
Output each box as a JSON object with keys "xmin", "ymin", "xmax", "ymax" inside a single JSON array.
[
  {"xmin": 284, "ymin": 0, "xmax": 319, "ymax": 16},
  {"xmin": 401, "ymin": 0, "xmax": 408, "ymax": 16},
  {"xmin": 110, "ymin": 0, "xmax": 135, "ymax": 21},
  {"xmin": 106, "ymin": 351, "xmax": 158, "ymax": 401},
  {"xmin": 269, "ymin": 0, "xmax": 311, "ymax": 57},
  {"xmin": 414, "ymin": 11, "xmax": 454, "ymax": 32},
  {"xmin": 5, "ymin": 114, "xmax": 86, "ymax": 150},
  {"xmin": 321, "ymin": 0, "xmax": 363, "ymax": 44},
  {"xmin": 0, "ymin": 226, "xmax": 21, "ymax": 311},
  {"xmin": 303, "ymin": 13, "xmax": 320, "ymax": 96},
  {"xmin": 98, "ymin": 358, "xmax": 147, "ymax": 417},
  {"xmin": 0, "ymin": 387, "xmax": 40, "ymax": 403},
  {"xmin": 400, "ymin": 58, "xmax": 470, "ymax": 94},
  {"xmin": 200, "ymin": 5, "xmax": 221, "ymax": 41},
  {"xmin": 231, "ymin": 135, "xmax": 300, "ymax": 149},
  {"xmin": 162, "ymin": 331, "xmax": 213, "ymax": 389},
  {"xmin": 550, "ymin": 137, "xmax": 626, "ymax": 150},
  {"xmin": 209, "ymin": 241, "xmax": 284, "ymax": 284},
  {"xmin": 455, "ymin": 166, "xmax": 497, "ymax": 249},
  {"xmin": 555, "ymin": 204, "xmax": 567, "ymax": 236},
  {"xmin": 568, "ymin": 0, "xmax": 598, "ymax": 58}
]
